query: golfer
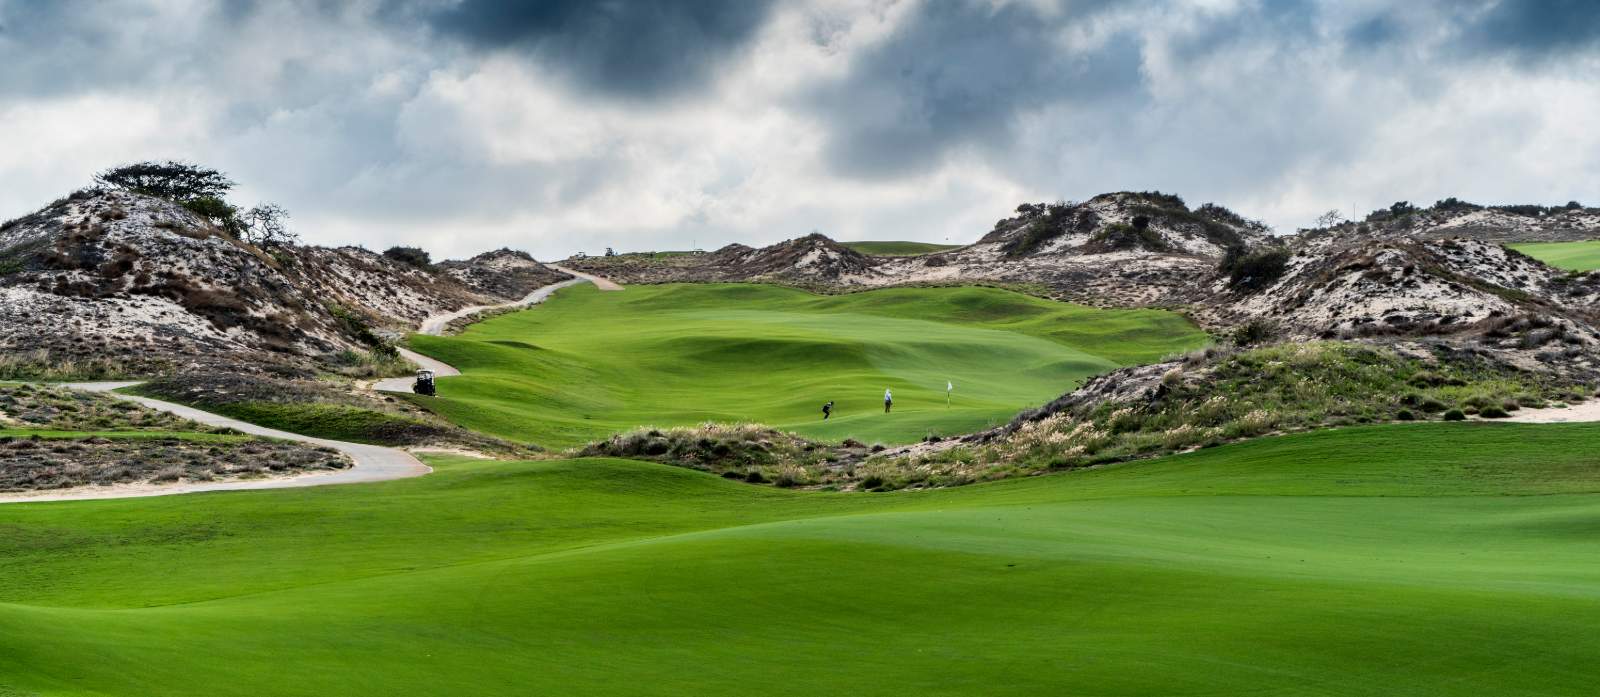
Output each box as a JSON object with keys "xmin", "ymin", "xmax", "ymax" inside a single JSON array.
[
  {"xmin": 884, "ymin": 388, "xmax": 893, "ymax": 414},
  {"xmin": 822, "ymin": 401, "xmax": 834, "ymax": 420}
]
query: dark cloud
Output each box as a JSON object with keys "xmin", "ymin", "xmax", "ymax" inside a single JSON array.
[
  {"xmin": 420, "ymin": 0, "xmax": 778, "ymax": 99},
  {"xmin": 1464, "ymin": 0, "xmax": 1600, "ymax": 59},
  {"xmin": 811, "ymin": 0, "xmax": 1145, "ymax": 179}
]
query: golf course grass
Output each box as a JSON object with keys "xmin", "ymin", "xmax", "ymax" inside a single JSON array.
[
  {"xmin": 404, "ymin": 283, "xmax": 1208, "ymax": 448},
  {"xmin": 1510, "ymin": 240, "xmax": 1600, "ymax": 271},
  {"xmin": 2, "ymin": 422, "xmax": 1599, "ymax": 695},
  {"xmin": 841, "ymin": 240, "xmax": 963, "ymax": 256}
]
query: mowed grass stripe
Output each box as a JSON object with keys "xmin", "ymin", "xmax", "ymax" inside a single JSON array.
[
  {"xmin": 1510, "ymin": 240, "xmax": 1600, "ymax": 271},
  {"xmin": 839, "ymin": 240, "xmax": 963, "ymax": 256},
  {"xmin": 406, "ymin": 284, "xmax": 1208, "ymax": 448},
  {"xmin": 2, "ymin": 424, "xmax": 1600, "ymax": 695}
]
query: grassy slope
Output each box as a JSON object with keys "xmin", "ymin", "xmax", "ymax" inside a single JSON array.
[
  {"xmin": 2, "ymin": 423, "xmax": 1600, "ymax": 695},
  {"xmin": 407, "ymin": 283, "xmax": 1207, "ymax": 448},
  {"xmin": 840, "ymin": 240, "xmax": 963, "ymax": 256},
  {"xmin": 1510, "ymin": 240, "xmax": 1600, "ymax": 271}
]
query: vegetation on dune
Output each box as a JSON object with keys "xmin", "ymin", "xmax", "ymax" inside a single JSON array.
[
  {"xmin": 1510, "ymin": 240, "xmax": 1600, "ymax": 272},
  {"xmin": 0, "ymin": 349, "xmax": 171, "ymax": 381},
  {"xmin": 405, "ymin": 283, "xmax": 1208, "ymax": 449},
  {"xmin": 0, "ymin": 383, "xmax": 202, "ymax": 432},
  {"xmin": 0, "ymin": 385, "xmax": 348, "ymax": 491},
  {"xmin": 94, "ymin": 160, "xmax": 297, "ymax": 248},
  {"xmin": 381, "ymin": 245, "xmax": 433, "ymax": 270},
  {"xmin": 579, "ymin": 422, "xmax": 875, "ymax": 488},
  {"xmin": 1219, "ymin": 244, "xmax": 1291, "ymax": 291},
  {"xmin": 0, "ymin": 432, "xmax": 347, "ymax": 491},
  {"xmin": 880, "ymin": 341, "xmax": 1593, "ymax": 490},
  {"xmin": 4, "ymin": 425, "xmax": 1600, "ymax": 694}
]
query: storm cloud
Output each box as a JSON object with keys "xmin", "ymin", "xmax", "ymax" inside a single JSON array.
[
  {"xmin": 2, "ymin": 0, "xmax": 1599, "ymax": 260},
  {"xmin": 420, "ymin": 0, "xmax": 778, "ymax": 99}
]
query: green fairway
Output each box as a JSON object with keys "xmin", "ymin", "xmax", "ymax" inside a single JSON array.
[
  {"xmin": 840, "ymin": 240, "xmax": 963, "ymax": 256},
  {"xmin": 403, "ymin": 283, "xmax": 1206, "ymax": 448},
  {"xmin": 1510, "ymin": 240, "xmax": 1600, "ymax": 271},
  {"xmin": 2, "ymin": 422, "xmax": 1600, "ymax": 695}
]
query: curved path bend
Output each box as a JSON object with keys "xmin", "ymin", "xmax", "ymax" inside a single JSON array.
[
  {"xmin": 0, "ymin": 382, "xmax": 431, "ymax": 504},
  {"xmin": 374, "ymin": 268, "xmax": 620, "ymax": 391},
  {"xmin": 2, "ymin": 267, "xmax": 623, "ymax": 504}
]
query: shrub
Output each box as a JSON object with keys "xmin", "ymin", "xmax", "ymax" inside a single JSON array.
[
  {"xmin": 1479, "ymin": 405, "xmax": 1510, "ymax": 418},
  {"xmin": 1090, "ymin": 222, "xmax": 1166, "ymax": 252},
  {"xmin": 1230, "ymin": 319, "xmax": 1276, "ymax": 346},
  {"xmin": 1220, "ymin": 246, "xmax": 1290, "ymax": 291},
  {"xmin": 1396, "ymin": 409, "xmax": 1416, "ymax": 421},
  {"xmin": 383, "ymin": 246, "xmax": 434, "ymax": 270},
  {"xmin": 1443, "ymin": 409, "xmax": 1467, "ymax": 421}
]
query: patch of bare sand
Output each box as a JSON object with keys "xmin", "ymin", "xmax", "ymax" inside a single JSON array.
[{"xmin": 1504, "ymin": 400, "xmax": 1600, "ymax": 424}]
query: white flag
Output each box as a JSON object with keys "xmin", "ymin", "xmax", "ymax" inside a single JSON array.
[{"xmin": 946, "ymin": 380, "xmax": 953, "ymax": 393}]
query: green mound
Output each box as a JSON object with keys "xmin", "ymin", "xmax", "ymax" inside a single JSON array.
[
  {"xmin": 3, "ymin": 423, "xmax": 1600, "ymax": 695},
  {"xmin": 405, "ymin": 283, "xmax": 1207, "ymax": 448},
  {"xmin": 840, "ymin": 240, "xmax": 963, "ymax": 256},
  {"xmin": 1510, "ymin": 240, "xmax": 1600, "ymax": 271}
]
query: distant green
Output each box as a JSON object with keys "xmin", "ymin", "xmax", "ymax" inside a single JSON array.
[
  {"xmin": 405, "ymin": 283, "xmax": 1207, "ymax": 448},
  {"xmin": 841, "ymin": 240, "xmax": 963, "ymax": 256},
  {"xmin": 1510, "ymin": 240, "xmax": 1600, "ymax": 271},
  {"xmin": 3, "ymin": 423, "xmax": 1600, "ymax": 695}
]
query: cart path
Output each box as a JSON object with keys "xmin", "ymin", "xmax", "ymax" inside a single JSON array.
[
  {"xmin": 374, "ymin": 269, "xmax": 622, "ymax": 392},
  {"xmin": 2, "ymin": 269, "xmax": 626, "ymax": 503},
  {"xmin": 0, "ymin": 382, "xmax": 432, "ymax": 504},
  {"xmin": 416, "ymin": 277, "xmax": 590, "ymax": 336},
  {"xmin": 551, "ymin": 265, "xmax": 624, "ymax": 291}
]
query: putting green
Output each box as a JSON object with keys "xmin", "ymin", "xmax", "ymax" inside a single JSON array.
[
  {"xmin": 1510, "ymin": 240, "xmax": 1600, "ymax": 271},
  {"xmin": 405, "ymin": 283, "xmax": 1208, "ymax": 448},
  {"xmin": 2, "ymin": 422, "xmax": 1600, "ymax": 695}
]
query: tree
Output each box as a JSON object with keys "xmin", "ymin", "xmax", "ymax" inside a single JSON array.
[
  {"xmin": 237, "ymin": 204, "xmax": 296, "ymax": 249},
  {"xmin": 95, "ymin": 161, "xmax": 235, "ymax": 202},
  {"xmin": 1314, "ymin": 210, "xmax": 1345, "ymax": 229}
]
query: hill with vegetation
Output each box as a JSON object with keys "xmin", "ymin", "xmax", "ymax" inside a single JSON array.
[
  {"xmin": 403, "ymin": 283, "xmax": 1208, "ymax": 450},
  {"xmin": 0, "ymin": 167, "xmax": 568, "ymax": 379}
]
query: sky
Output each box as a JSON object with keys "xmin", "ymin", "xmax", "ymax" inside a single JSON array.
[{"xmin": 2, "ymin": 0, "xmax": 1598, "ymax": 260}]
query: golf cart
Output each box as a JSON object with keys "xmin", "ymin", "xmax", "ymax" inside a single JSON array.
[{"xmin": 412, "ymin": 369, "xmax": 436, "ymax": 397}]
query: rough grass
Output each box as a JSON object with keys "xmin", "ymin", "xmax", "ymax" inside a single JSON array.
[
  {"xmin": 0, "ymin": 384, "xmax": 202, "ymax": 432},
  {"xmin": 1509, "ymin": 240, "xmax": 1600, "ymax": 271},
  {"xmin": 406, "ymin": 283, "xmax": 1208, "ymax": 449},
  {"xmin": 0, "ymin": 431, "xmax": 347, "ymax": 491},
  {"xmin": 325, "ymin": 347, "xmax": 416, "ymax": 379},
  {"xmin": 3, "ymin": 425, "xmax": 1600, "ymax": 694},
  {"xmin": 577, "ymin": 422, "xmax": 874, "ymax": 488},
  {"xmin": 0, "ymin": 350, "xmax": 164, "ymax": 381},
  {"xmin": 127, "ymin": 374, "xmax": 531, "ymax": 454}
]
